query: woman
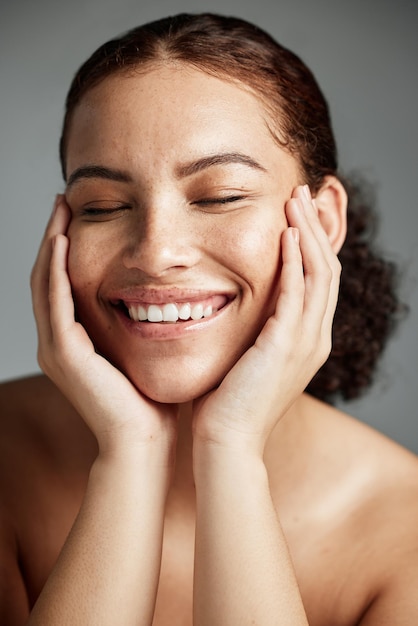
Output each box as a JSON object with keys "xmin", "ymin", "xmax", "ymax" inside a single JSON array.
[{"xmin": 0, "ymin": 13, "xmax": 417, "ymax": 625}]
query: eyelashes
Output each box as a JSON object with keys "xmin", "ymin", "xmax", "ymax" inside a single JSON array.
[
  {"xmin": 80, "ymin": 206, "xmax": 129, "ymax": 216},
  {"xmin": 194, "ymin": 195, "xmax": 246, "ymax": 206},
  {"xmin": 77, "ymin": 204, "xmax": 132, "ymax": 222}
]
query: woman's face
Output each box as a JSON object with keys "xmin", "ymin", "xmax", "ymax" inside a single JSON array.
[{"xmin": 65, "ymin": 64, "xmax": 301, "ymax": 402}]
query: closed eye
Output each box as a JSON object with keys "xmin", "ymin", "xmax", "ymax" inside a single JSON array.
[
  {"xmin": 194, "ymin": 195, "xmax": 246, "ymax": 206},
  {"xmin": 80, "ymin": 205, "xmax": 131, "ymax": 218}
]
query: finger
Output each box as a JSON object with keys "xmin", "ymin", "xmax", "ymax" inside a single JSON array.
[
  {"xmin": 33, "ymin": 195, "xmax": 71, "ymax": 268},
  {"xmin": 292, "ymin": 186, "xmax": 334, "ymax": 259},
  {"xmin": 286, "ymin": 194, "xmax": 331, "ymax": 319},
  {"xmin": 31, "ymin": 197, "xmax": 72, "ymax": 348},
  {"xmin": 286, "ymin": 188, "xmax": 340, "ymax": 355},
  {"xmin": 296, "ymin": 186, "xmax": 342, "ymax": 334},
  {"xmin": 49, "ymin": 234, "xmax": 76, "ymax": 341},
  {"xmin": 295, "ymin": 185, "xmax": 342, "ymax": 288},
  {"xmin": 257, "ymin": 226, "xmax": 304, "ymax": 353},
  {"xmin": 31, "ymin": 195, "xmax": 71, "ymax": 291},
  {"xmin": 49, "ymin": 232, "xmax": 98, "ymax": 378},
  {"xmin": 273, "ymin": 227, "xmax": 304, "ymax": 325}
]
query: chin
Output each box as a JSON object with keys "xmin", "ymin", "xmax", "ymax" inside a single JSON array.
[
  {"xmin": 138, "ymin": 386, "xmax": 206, "ymax": 404},
  {"xmin": 128, "ymin": 369, "xmax": 220, "ymax": 404},
  {"xmin": 109, "ymin": 351, "xmax": 234, "ymax": 405}
]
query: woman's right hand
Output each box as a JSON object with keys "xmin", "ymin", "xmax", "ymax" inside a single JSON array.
[
  {"xmin": 31, "ymin": 195, "xmax": 178, "ymax": 456},
  {"xmin": 29, "ymin": 196, "xmax": 175, "ymax": 625}
]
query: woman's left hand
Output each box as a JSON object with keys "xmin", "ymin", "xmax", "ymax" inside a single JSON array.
[{"xmin": 192, "ymin": 184, "xmax": 341, "ymax": 455}]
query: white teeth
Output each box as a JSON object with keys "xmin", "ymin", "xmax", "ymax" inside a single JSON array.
[
  {"xmin": 128, "ymin": 306, "xmax": 138, "ymax": 321},
  {"xmin": 178, "ymin": 303, "xmax": 191, "ymax": 320},
  {"xmin": 148, "ymin": 305, "xmax": 163, "ymax": 322},
  {"xmin": 162, "ymin": 303, "xmax": 179, "ymax": 322},
  {"xmin": 126, "ymin": 301, "xmax": 219, "ymax": 322},
  {"xmin": 138, "ymin": 305, "xmax": 147, "ymax": 321},
  {"xmin": 191, "ymin": 303, "xmax": 204, "ymax": 320}
]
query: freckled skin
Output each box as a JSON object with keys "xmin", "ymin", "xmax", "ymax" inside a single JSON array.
[
  {"xmin": 1, "ymin": 63, "xmax": 418, "ymax": 626},
  {"xmin": 65, "ymin": 65, "xmax": 299, "ymax": 402}
]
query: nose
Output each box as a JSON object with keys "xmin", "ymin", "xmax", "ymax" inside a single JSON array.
[{"xmin": 122, "ymin": 203, "xmax": 200, "ymax": 277}]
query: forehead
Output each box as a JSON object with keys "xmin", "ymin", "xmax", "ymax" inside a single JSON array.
[{"xmin": 65, "ymin": 64, "xmax": 290, "ymax": 176}]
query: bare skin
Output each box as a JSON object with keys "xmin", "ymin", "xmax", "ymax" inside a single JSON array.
[
  {"xmin": 1, "ymin": 65, "xmax": 418, "ymax": 624},
  {"xmin": 1, "ymin": 376, "xmax": 418, "ymax": 625}
]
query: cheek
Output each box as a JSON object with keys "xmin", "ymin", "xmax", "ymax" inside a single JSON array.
[
  {"xmin": 66, "ymin": 228, "xmax": 112, "ymax": 298},
  {"xmin": 218, "ymin": 213, "xmax": 284, "ymax": 290},
  {"xmin": 67, "ymin": 239, "xmax": 92, "ymax": 293}
]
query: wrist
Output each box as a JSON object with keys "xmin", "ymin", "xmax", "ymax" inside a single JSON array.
[
  {"xmin": 193, "ymin": 427, "xmax": 265, "ymax": 460},
  {"xmin": 96, "ymin": 430, "xmax": 177, "ymax": 477},
  {"xmin": 193, "ymin": 438, "xmax": 267, "ymax": 484},
  {"xmin": 96, "ymin": 417, "xmax": 177, "ymax": 461},
  {"xmin": 91, "ymin": 444, "xmax": 175, "ymax": 505}
]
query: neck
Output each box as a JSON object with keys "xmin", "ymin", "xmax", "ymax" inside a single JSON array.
[{"xmin": 165, "ymin": 402, "xmax": 196, "ymax": 518}]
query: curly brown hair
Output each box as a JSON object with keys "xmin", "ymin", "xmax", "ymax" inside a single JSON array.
[{"xmin": 59, "ymin": 13, "xmax": 402, "ymax": 402}]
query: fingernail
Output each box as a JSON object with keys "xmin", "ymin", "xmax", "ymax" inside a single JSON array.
[
  {"xmin": 290, "ymin": 227, "xmax": 300, "ymax": 244},
  {"xmin": 303, "ymin": 184, "xmax": 311, "ymax": 201}
]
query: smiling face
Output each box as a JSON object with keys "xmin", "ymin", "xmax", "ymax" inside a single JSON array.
[{"xmin": 64, "ymin": 63, "xmax": 301, "ymax": 402}]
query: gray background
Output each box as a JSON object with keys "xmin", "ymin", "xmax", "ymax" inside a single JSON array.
[{"xmin": 1, "ymin": 0, "xmax": 417, "ymax": 451}]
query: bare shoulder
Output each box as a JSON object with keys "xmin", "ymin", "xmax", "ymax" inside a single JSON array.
[
  {"xmin": 0, "ymin": 375, "xmax": 96, "ymax": 622},
  {"xmin": 0, "ymin": 372, "xmax": 75, "ymax": 423},
  {"xmin": 0, "ymin": 374, "xmax": 96, "ymax": 469},
  {"xmin": 312, "ymin": 395, "xmax": 418, "ymax": 509},
  {"xmin": 307, "ymin": 395, "xmax": 418, "ymax": 552},
  {"xmin": 266, "ymin": 395, "xmax": 418, "ymax": 624},
  {"xmin": 331, "ymin": 406, "xmax": 418, "ymax": 625},
  {"xmin": 0, "ymin": 374, "xmax": 96, "ymax": 518},
  {"xmin": 294, "ymin": 395, "xmax": 418, "ymax": 624}
]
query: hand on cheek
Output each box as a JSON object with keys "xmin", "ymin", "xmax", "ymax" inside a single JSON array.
[
  {"xmin": 31, "ymin": 197, "xmax": 178, "ymax": 457},
  {"xmin": 192, "ymin": 184, "xmax": 341, "ymax": 454}
]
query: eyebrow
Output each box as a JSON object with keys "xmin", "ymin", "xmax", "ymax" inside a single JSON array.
[
  {"xmin": 176, "ymin": 152, "xmax": 267, "ymax": 178},
  {"xmin": 66, "ymin": 165, "xmax": 133, "ymax": 189},
  {"xmin": 66, "ymin": 152, "xmax": 267, "ymax": 189}
]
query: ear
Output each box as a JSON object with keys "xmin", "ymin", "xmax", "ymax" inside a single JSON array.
[{"xmin": 313, "ymin": 176, "xmax": 347, "ymax": 253}]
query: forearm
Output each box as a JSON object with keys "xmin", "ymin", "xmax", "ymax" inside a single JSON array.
[
  {"xmin": 28, "ymin": 443, "xmax": 172, "ymax": 626},
  {"xmin": 193, "ymin": 444, "xmax": 308, "ymax": 626}
]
